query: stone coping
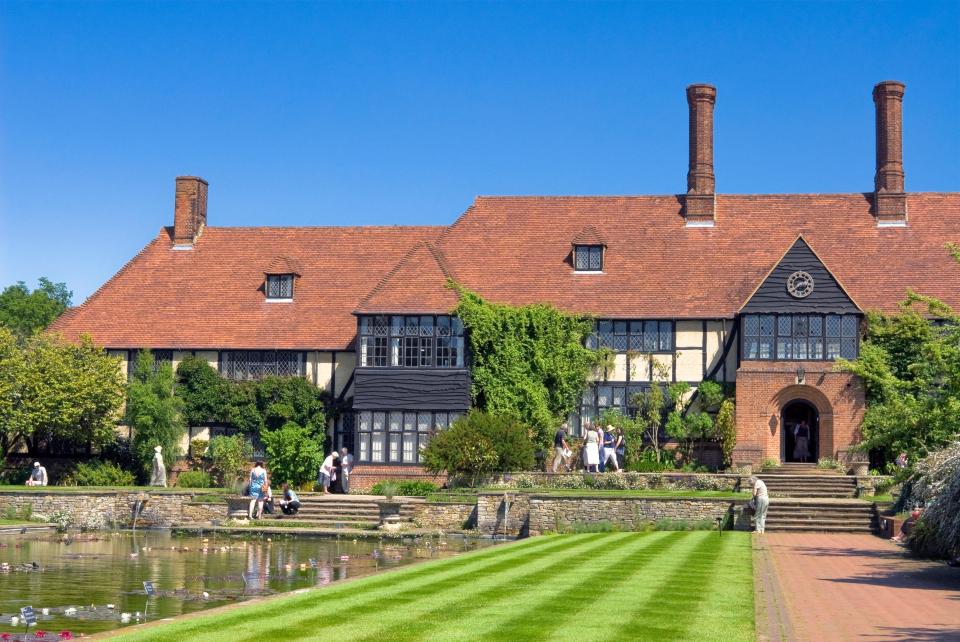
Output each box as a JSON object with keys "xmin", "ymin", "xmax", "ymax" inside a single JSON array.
[{"xmin": 478, "ymin": 492, "xmax": 748, "ymax": 503}]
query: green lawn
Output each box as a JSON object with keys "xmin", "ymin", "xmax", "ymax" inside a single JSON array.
[
  {"xmin": 107, "ymin": 531, "xmax": 754, "ymax": 642},
  {"xmin": 0, "ymin": 485, "xmax": 232, "ymax": 494},
  {"xmin": 0, "ymin": 518, "xmax": 35, "ymax": 526}
]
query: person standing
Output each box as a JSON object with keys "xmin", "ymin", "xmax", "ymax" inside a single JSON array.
[
  {"xmin": 895, "ymin": 452, "xmax": 908, "ymax": 469},
  {"xmin": 602, "ymin": 424, "xmax": 620, "ymax": 472},
  {"xmin": 340, "ymin": 447, "xmax": 354, "ymax": 493},
  {"xmin": 331, "ymin": 454, "xmax": 344, "ymax": 494},
  {"xmin": 553, "ymin": 423, "xmax": 570, "ymax": 473},
  {"xmin": 597, "ymin": 424, "xmax": 607, "ymax": 473},
  {"xmin": 614, "ymin": 428, "xmax": 626, "ymax": 470},
  {"xmin": 793, "ymin": 420, "xmax": 810, "ymax": 463},
  {"xmin": 248, "ymin": 461, "xmax": 268, "ymax": 519},
  {"xmin": 749, "ymin": 476, "xmax": 769, "ymax": 534},
  {"xmin": 279, "ymin": 483, "xmax": 301, "ymax": 515},
  {"xmin": 318, "ymin": 451, "xmax": 338, "ymax": 495},
  {"xmin": 26, "ymin": 461, "xmax": 48, "ymax": 486},
  {"xmin": 150, "ymin": 446, "xmax": 167, "ymax": 487},
  {"xmin": 584, "ymin": 423, "xmax": 600, "ymax": 473}
]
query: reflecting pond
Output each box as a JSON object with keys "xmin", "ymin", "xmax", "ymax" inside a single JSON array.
[{"xmin": 0, "ymin": 529, "xmax": 493, "ymax": 637}]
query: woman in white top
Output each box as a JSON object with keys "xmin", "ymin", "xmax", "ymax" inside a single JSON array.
[{"xmin": 584, "ymin": 424, "xmax": 601, "ymax": 473}]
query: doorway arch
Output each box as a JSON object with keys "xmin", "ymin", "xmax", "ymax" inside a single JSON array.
[{"xmin": 782, "ymin": 399, "xmax": 818, "ymax": 463}]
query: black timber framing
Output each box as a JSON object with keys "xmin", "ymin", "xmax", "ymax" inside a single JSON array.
[{"xmin": 353, "ymin": 368, "xmax": 471, "ymax": 410}]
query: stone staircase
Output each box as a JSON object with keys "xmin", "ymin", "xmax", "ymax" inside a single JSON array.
[
  {"xmin": 757, "ymin": 464, "xmax": 878, "ymax": 533},
  {"xmin": 260, "ymin": 494, "xmax": 422, "ymax": 530}
]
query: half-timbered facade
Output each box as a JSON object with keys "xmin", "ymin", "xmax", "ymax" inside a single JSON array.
[{"xmin": 51, "ymin": 81, "xmax": 960, "ymax": 470}]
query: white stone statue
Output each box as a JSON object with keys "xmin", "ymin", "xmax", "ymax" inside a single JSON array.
[{"xmin": 150, "ymin": 445, "xmax": 167, "ymax": 487}]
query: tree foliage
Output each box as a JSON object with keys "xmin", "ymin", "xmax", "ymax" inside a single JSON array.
[
  {"xmin": 452, "ymin": 284, "xmax": 599, "ymax": 448},
  {"xmin": 837, "ymin": 292, "xmax": 960, "ymax": 465},
  {"xmin": 0, "ymin": 328, "xmax": 125, "ymax": 456},
  {"xmin": 903, "ymin": 440, "xmax": 960, "ymax": 560},
  {"xmin": 421, "ymin": 410, "xmax": 535, "ymax": 484},
  {"xmin": 261, "ymin": 421, "xmax": 326, "ymax": 488},
  {"xmin": 714, "ymin": 398, "xmax": 737, "ymax": 468},
  {"xmin": 0, "ymin": 278, "xmax": 72, "ymax": 338},
  {"xmin": 175, "ymin": 356, "xmax": 326, "ymax": 435},
  {"xmin": 127, "ymin": 350, "xmax": 186, "ymax": 481},
  {"xmin": 208, "ymin": 434, "xmax": 254, "ymax": 487}
]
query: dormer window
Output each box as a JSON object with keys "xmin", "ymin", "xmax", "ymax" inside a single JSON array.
[
  {"xmin": 574, "ymin": 245, "xmax": 604, "ymax": 272},
  {"xmin": 266, "ymin": 274, "xmax": 294, "ymax": 300}
]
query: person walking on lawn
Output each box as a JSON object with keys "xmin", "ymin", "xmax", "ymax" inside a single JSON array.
[
  {"xmin": 584, "ymin": 422, "xmax": 601, "ymax": 473},
  {"xmin": 749, "ymin": 476, "xmax": 769, "ymax": 534},
  {"xmin": 553, "ymin": 423, "xmax": 571, "ymax": 473}
]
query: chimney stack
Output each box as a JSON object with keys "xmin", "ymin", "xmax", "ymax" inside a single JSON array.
[
  {"xmin": 873, "ymin": 81, "xmax": 907, "ymax": 225},
  {"xmin": 685, "ymin": 83, "xmax": 717, "ymax": 226},
  {"xmin": 173, "ymin": 176, "xmax": 208, "ymax": 247}
]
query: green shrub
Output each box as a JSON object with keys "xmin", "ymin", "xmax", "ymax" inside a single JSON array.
[
  {"xmin": 761, "ymin": 458, "xmax": 781, "ymax": 470},
  {"xmin": 817, "ymin": 457, "xmax": 845, "ymax": 472},
  {"xmin": 371, "ymin": 480, "xmax": 439, "ymax": 496},
  {"xmin": 208, "ymin": 434, "xmax": 253, "ymax": 486},
  {"xmin": 60, "ymin": 460, "xmax": 136, "ymax": 486},
  {"xmin": 0, "ymin": 465, "xmax": 30, "ymax": 485},
  {"xmin": 422, "ymin": 411, "xmax": 535, "ymax": 484},
  {"xmin": 570, "ymin": 520, "xmax": 620, "ymax": 533},
  {"xmin": 127, "ymin": 351, "xmax": 186, "ymax": 482},
  {"xmin": 175, "ymin": 470, "xmax": 212, "ymax": 488},
  {"xmin": 260, "ymin": 421, "xmax": 325, "ymax": 488},
  {"xmin": 627, "ymin": 448, "xmax": 675, "ymax": 472}
]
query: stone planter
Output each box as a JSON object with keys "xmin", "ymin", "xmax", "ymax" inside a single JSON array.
[
  {"xmin": 378, "ymin": 501, "xmax": 402, "ymax": 528},
  {"xmin": 852, "ymin": 463, "xmax": 869, "ymax": 476}
]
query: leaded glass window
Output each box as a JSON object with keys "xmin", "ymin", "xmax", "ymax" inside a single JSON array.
[
  {"xmin": 266, "ymin": 274, "xmax": 294, "ymax": 299},
  {"xmin": 742, "ymin": 314, "xmax": 859, "ymax": 362},
  {"xmin": 592, "ymin": 320, "xmax": 673, "ymax": 353},
  {"xmin": 354, "ymin": 410, "xmax": 465, "ymax": 464},
  {"xmin": 574, "ymin": 245, "xmax": 603, "ymax": 271},
  {"xmin": 358, "ymin": 315, "xmax": 465, "ymax": 368},
  {"xmin": 220, "ymin": 350, "xmax": 306, "ymax": 380}
]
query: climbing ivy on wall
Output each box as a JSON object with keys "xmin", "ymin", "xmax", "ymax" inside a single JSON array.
[{"xmin": 451, "ymin": 283, "xmax": 601, "ymax": 448}]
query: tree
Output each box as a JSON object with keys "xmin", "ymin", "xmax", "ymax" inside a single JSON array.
[
  {"xmin": 261, "ymin": 421, "xmax": 326, "ymax": 488},
  {"xmin": 208, "ymin": 434, "xmax": 253, "ymax": 487},
  {"xmin": 664, "ymin": 381, "xmax": 718, "ymax": 463},
  {"xmin": 837, "ymin": 294, "xmax": 960, "ymax": 466},
  {"xmin": 0, "ymin": 329, "xmax": 125, "ymax": 456},
  {"xmin": 715, "ymin": 399, "xmax": 737, "ymax": 468},
  {"xmin": 0, "ymin": 278, "xmax": 72, "ymax": 338},
  {"xmin": 421, "ymin": 411, "xmax": 535, "ymax": 484},
  {"xmin": 127, "ymin": 350, "xmax": 186, "ymax": 481},
  {"xmin": 452, "ymin": 284, "xmax": 599, "ymax": 448}
]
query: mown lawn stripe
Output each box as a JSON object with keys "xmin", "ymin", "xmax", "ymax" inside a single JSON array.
[
  {"xmin": 609, "ymin": 532, "xmax": 743, "ymax": 641},
  {"xmin": 358, "ymin": 532, "xmax": 647, "ymax": 642},
  {"xmin": 222, "ymin": 533, "xmax": 604, "ymax": 642},
  {"xmin": 325, "ymin": 532, "xmax": 628, "ymax": 642},
  {"xmin": 114, "ymin": 535, "xmax": 564, "ymax": 641},
  {"xmin": 465, "ymin": 532, "xmax": 680, "ymax": 641}
]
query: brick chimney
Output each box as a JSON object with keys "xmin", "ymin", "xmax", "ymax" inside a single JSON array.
[
  {"xmin": 173, "ymin": 176, "xmax": 208, "ymax": 247},
  {"xmin": 873, "ymin": 81, "xmax": 907, "ymax": 226},
  {"xmin": 685, "ymin": 83, "xmax": 717, "ymax": 226}
]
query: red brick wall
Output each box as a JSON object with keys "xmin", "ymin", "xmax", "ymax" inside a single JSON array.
[
  {"xmin": 733, "ymin": 360, "xmax": 865, "ymax": 465},
  {"xmin": 348, "ymin": 465, "xmax": 448, "ymax": 493}
]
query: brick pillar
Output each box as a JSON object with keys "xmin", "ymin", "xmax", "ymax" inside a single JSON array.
[
  {"xmin": 173, "ymin": 176, "xmax": 209, "ymax": 246},
  {"xmin": 873, "ymin": 81, "xmax": 907, "ymax": 225},
  {"xmin": 684, "ymin": 84, "xmax": 717, "ymax": 226}
]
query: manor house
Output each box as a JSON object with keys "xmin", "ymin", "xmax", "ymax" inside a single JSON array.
[{"xmin": 51, "ymin": 82, "xmax": 960, "ymax": 473}]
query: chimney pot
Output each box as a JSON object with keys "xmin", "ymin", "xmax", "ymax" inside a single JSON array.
[
  {"xmin": 685, "ymin": 83, "xmax": 717, "ymax": 225},
  {"xmin": 873, "ymin": 81, "xmax": 907, "ymax": 225},
  {"xmin": 173, "ymin": 176, "xmax": 209, "ymax": 246}
]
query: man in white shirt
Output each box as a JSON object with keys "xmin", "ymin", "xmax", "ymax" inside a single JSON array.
[
  {"xmin": 749, "ymin": 476, "xmax": 769, "ymax": 534},
  {"xmin": 26, "ymin": 461, "xmax": 48, "ymax": 486}
]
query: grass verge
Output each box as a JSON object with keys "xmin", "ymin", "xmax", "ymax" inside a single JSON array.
[{"xmin": 103, "ymin": 531, "xmax": 753, "ymax": 642}]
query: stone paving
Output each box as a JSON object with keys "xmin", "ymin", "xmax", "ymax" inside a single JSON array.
[{"xmin": 754, "ymin": 532, "xmax": 960, "ymax": 641}]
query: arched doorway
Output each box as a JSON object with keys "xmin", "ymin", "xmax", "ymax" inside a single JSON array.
[{"xmin": 782, "ymin": 400, "xmax": 818, "ymax": 463}]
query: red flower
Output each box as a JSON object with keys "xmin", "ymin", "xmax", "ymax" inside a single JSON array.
[
  {"xmin": 35, "ymin": 632, "xmax": 47, "ymax": 639},
  {"xmin": 59, "ymin": 633, "xmax": 74, "ymax": 640},
  {"xmin": 1, "ymin": 633, "xmax": 10, "ymax": 641}
]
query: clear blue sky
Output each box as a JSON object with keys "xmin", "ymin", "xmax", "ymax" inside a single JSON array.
[{"xmin": 1, "ymin": 2, "xmax": 957, "ymax": 303}]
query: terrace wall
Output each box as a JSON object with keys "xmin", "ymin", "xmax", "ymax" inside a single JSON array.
[{"xmin": 477, "ymin": 493, "xmax": 751, "ymax": 537}]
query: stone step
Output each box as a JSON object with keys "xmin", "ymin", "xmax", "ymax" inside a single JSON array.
[
  {"xmin": 259, "ymin": 518, "xmax": 382, "ymax": 529},
  {"xmin": 763, "ymin": 524, "xmax": 876, "ymax": 533},
  {"xmin": 767, "ymin": 506, "xmax": 875, "ymax": 514}
]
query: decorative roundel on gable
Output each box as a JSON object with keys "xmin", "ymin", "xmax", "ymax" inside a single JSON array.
[{"xmin": 787, "ymin": 271, "xmax": 815, "ymax": 298}]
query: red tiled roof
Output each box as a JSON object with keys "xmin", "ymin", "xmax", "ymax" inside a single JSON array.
[
  {"xmin": 355, "ymin": 242, "xmax": 459, "ymax": 314},
  {"xmin": 50, "ymin": 192, "xmax": 960, "ymax": 351},
  {"xmin": 49, "ymin": 226, "xmax": 443, "ymax": 350},
  {"xmin": 421, "ymin": 193, "xmax": 960, "ymax": 319},
  {"xmin": 264, "ymin": 255, "xmax": 303, "ymax": 275},
  {"xmin": 571, "ymin": 225, "xmax": 607, "ymax": 246}
]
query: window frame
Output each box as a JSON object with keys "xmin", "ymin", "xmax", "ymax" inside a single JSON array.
[
  {"xmin": 265, "ymin": 274, "xmax": 295, "ymax": 301},
  {"xmin": 219, "ymin": 350, "xmax": 307, "ymax": 380},
  {"xmin": 573, "ymin": 245, "xmax": 604, "ymax": 272},
  {"xmin": 355, "ymin": 410, "xmax": 463, "ymax": 464},
  {"xmin": 357, "ymin": 315, "xmax": 465, "ymax": 368},
  {"xmin": 741, "ymin": 313, "xmax": 860, "ymax": 362},
  {"xmin": 590, "ymin": 319, "xmax": 675, "ymax": 354}
]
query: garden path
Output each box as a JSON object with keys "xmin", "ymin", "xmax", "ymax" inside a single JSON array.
[{"xmin": 755, "ymin": 532, "xmax": 960, "ymax": 641}]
